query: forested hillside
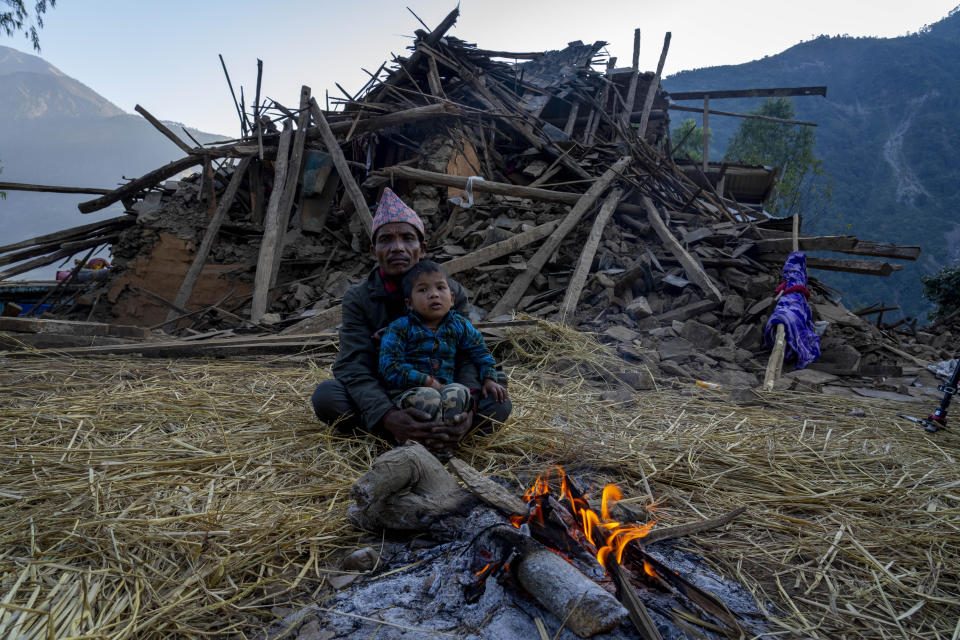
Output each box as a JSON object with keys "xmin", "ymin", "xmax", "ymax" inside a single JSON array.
[{"xmin": 663, "ymin": 8, "xmax": 960, "ymax": 320}]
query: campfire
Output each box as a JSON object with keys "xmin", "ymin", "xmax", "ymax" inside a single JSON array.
[{"xmin": 336, "ymin": 442, "xmax": 764, "ymax": 639}]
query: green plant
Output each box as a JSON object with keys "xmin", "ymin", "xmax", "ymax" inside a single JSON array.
[{"xmin": 921, "ymin": 264, "xmax": 960, "ymax": 320}]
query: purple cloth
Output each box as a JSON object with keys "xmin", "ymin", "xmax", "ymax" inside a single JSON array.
[{"xmin": 764, "ymin": 251, "xmax": 821, "ymax": 369}]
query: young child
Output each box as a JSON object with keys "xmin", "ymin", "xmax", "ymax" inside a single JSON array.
[{"xmin": 379, "ymin": 260, "xmax": 508, "ymax": 428}]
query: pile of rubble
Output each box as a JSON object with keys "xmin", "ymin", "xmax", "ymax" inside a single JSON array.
[{"xmin": 0, "ymin": 7, "xmax": 938, "ymax": 397}]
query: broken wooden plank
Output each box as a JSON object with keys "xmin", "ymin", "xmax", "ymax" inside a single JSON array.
[
  {"xmin": 0, "ymin": 236, "xmax": 113, "ymax": 281},
  {"xmin": 644, "ymin": 197, "xmax": 722, "ymax": 302},
  {"xmin": 271, "ymin": 85, "xmax": 313, "ymax": 287},
  {"xmin": 490, "ymin": 156, "xmax": 632, "ymax": 318},
  {"xmin": 166, "ymin": 156, "xmax": 252, "ymax": 323},
  {"xmin": 442, "ymin": 220, "xmax": 560, "ymax": 275},
  {"xmin": 668, "ymin": 104, "xmax": 818, "ymax": 126},
  {"xmin": 376, "ymin": 165, "xmax": 648, "ymax": 217},
  {"xmin": 559, "ymin": 188, "xmax": 623, "ymax": 324},
  {"xmin": 753, "ymin": 235, "xmax": 858, "ymax": 253},
  {"xmin": 0, "ymin": 216, "xmax": 131, "ymax": 256},
  {"xmin": 78, "ymin": 155, "xmax": 205, "ymax": 213},
  {"xmin": 0, "ymin": 181, "xmax": 111, "ymax": 196},
  {"xmin": 841, "ymin": 241, "xmax": 921, "ymax": 261},
  {"xmin": 760, "ymin": 256, "xmax": 903, "ymax": 276},
  {"xmin": 135, "ymin": 104, "xmax": 195, "ymax": 155},
  {"xmin": 618, "ymin": 29, "xmax": 641, "ymax": 129},
  {"xmin": 251, "ymin": 122, "xmax": 293, "ymax": 323},
  {"xmin": 650, "ymin": 299, "xmax": 719, "ymax": 324},
  {"xmin": 0, "ymin": 316, "xmax": 149, "ymax": 339},
  {"xmin": 309, "ymin": 97, "xmax": 374, "ymax": 235},
  {"xmin": 669, "ymin": 86, "xmax": 828, "ymax": 100},
  {"xmin": 637, "ymin": 31, "xmax": 671, "ymax": 137},
  {"xmin": 324, "ymin": 103, "xmax": 458, "ymax": 137}
]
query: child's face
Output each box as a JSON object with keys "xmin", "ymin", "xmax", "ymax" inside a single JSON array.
[{"xmin": 407, "ymin": 271, "xmax": 454, "ymax": 323}]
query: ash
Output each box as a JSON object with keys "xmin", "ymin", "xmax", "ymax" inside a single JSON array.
[
  {"xmin": 264, "ymin": 509, "xmax": 638, "ymax": 640},
  {"xmin": 264, "ymin": 509, "xmax": 769, "ymax": 640}
]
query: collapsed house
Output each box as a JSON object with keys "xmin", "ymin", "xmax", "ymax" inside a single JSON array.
[{"xmin": 0, "ymin": 7, "xmax": 945, "ymax": 399}]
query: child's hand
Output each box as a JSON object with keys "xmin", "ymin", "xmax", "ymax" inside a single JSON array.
[
  {"xmin": 429, "ymin": 377, "xmax": 444, "ymax": 391},
  {"xmin": 482, "ymin": 378, "xmax": 508, "ymax": 403}
]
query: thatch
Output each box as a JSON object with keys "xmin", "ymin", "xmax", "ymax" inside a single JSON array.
[{"xmin": 0, "ymin": 323, "xmax": 957, "ymax": 639}]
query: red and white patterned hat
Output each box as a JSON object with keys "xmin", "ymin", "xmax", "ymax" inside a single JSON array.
[{"xmin": 371, "ymin": 187, "xmax": 425, "ymax": 240}]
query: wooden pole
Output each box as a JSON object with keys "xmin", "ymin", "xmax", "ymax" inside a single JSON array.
[
  {"xmin": 270, "ymin": 86, "xmax": 312, "ymax": 287},
  {"xmin": 558, "ymin": 188, "xmax": 624, "ymax": 324},
  {"xmin": 702, "ymin": 94, "xmax": 709, "ymax": 172},
  {"xmin": 134, "ymin": 104, "xmax": 195, "ymax": 155},
  {"xmin": 0, "ymin": 182, "xmax": 110, "ymax": 196},
  {"xmin": 251, "ymin": 122, "xmax": 293, "ymax": 323},
  {"xmin": 620, "ymin": 29, "xmax": 642, "ymax": 129},
  {"xmin": 490, "ymin": 156, "xmax": 631, "ymax": 318},
  {"xmin": 643, "ymin": 197, "xmax": 722, "ymax": 302},
  {"xmin": 762, "ymin": 325, "xmax": 786, "ymax": 391},
  {"xmin": 637, "ymin": 32, "xmax": 671, "ymax": 137},
  {"xmin": 78, "ymin": 155, "xmax": 204, "ymax": 213},
  {"xmin": 309, "ymin": 97, "xmax": 373, "ymax": 235},
  {"xmin": 165, "ymin": 157, "xmax": 252, "ymax": 323}
]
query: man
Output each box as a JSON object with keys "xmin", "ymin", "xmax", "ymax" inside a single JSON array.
[{"xmin": 312, "ymin": 188, "xmax": 512, "ymax": 453}]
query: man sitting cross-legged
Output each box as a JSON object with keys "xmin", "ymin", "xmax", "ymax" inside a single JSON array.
[{"xmin": 311, "ymin": 188, "xmax": 512, "ymax": 454}]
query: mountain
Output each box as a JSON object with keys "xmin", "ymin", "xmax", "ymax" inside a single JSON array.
[
  {"xmin": 663, "ymin": 8, "xmax": 960, "ymax": 320},
  {"xmin": 0, "ymin": 44, "xmax": 226, "ymax": 277}
]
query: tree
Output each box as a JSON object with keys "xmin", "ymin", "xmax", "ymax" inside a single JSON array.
[
  {"xmin": 725, "ymin": 97, "xmax": 830, "ymax": 217},
  {"xmin": 1, "ymin": 0, "xmax": 56, "ymax": 52},
  {"xmin": 921, "ymin": 263, "xmax": 960, "ymax": 320},
  {"xmin": 670, "ymin": 118, "xmax": 711, "ymax": 163}
]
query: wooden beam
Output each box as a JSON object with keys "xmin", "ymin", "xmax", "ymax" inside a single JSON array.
[
  {"xmin": 644, "ymin": 197, "xmax": 722, "ymax": 302},
  {"xmin": 442, "ymin": 220, "xmax": 560, "ymax": 275},
  {"xmin": 468, "ymin": 48, "xmax": 545, "ymax": 59},
  {"xmin": 619, "ymin": 29, "xmax": 642, "ymax": 129},
  {"xmin": 753, "ymin": 235, "xmax": 858, "ymax": 253},
  {"xmin": 135, "ymin": 104, "xmax": 195, "ymax": 155},
  {"xmin": 490, "ymin": 156, "xmax": 632, "ymax": 318},
  {"xmin": 841, "ymin": 241, "xmax": 921, "ymax": 261},
  {"xmin": 251, "ymin": 123, "xmax": 293, "ymax": 323},
  {"xmin": 0, "ymin": 236, "xmax": 113, "ymax": 281},
  {"xmin": 78, "ymin": 155, "xmax": 204, "ymax": 213},
  {"xmin": 702, "ymin": 94, "xmax": 709, "ymax": 171},
  {"xmin": 668, "ymin": 104, "xmax": 818, "ymax": 126},
  {"xmin": 376, "ymin": 165, "xmax": 648, "ymax": 217},
  {"xmin": 651, "ymin": 299, "xmax": 719, "ymax": 324},
  {"xmin": 0, "ymin": 181, "xmax": 111, "ymax": 195},
  {"xmin": 165, "ymin": 157, "xmax": 252, "ymax": 323},
  {"xmin": 309, "ymin": 98, "xmax": 373, "ymax": 235},
  {"xmin": 271, "ymin": 85, "xmax": 313, "ymax": 287},
  {"xmin": 637, "ymin": 32, "xmax": 671, "ymax": 137},
  {"xmin": 559, "ymin": 188, "xmax": 623, "ymax": 324},
  {"xmin": 669, "ymin": 86, "xmax": 828, "ymax": 101},
  {"xmin": 0, "ymin": 215, "xmax": 131, "ymax": 256},
  {"xmin": 759, "ymin": 255, "xmax": 902, "ymax": 276},
  {"xmin": 323, "ymin": 103, "xmax": 458, "ymax": 137}
]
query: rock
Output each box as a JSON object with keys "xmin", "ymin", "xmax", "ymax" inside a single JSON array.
[
  {"xmin": 785, "ymin": 368, "xmax": 839, "ymax": 386},
  {"xmin": 679, "ymin": 319, "xmax": 721, "ymax": 349},
  {"xmin": 722, "ymin": 294, "xmax": 744, "ymax": 317},
  {"xmin": 603, "ymin": 326, "xmax": 639, "ymax": 342},
  {"xmin": 328, "ymin": 573, "xmax": 360, "ymax": 590},
  {"xmin": 818, "ymin": 341, "xmax": 861, "ymax": 373},
  {"xmin": 260, "ymin": 313, "xmax": 282, "ymax": 325},
  {"xmin": 732, "ymin": 323, "xmax": 762, "ymax": 349},
  {"xmin": 657, "ymin": 337, "xmax": 694, "ymax": 360},
  {"xmin": 659, "ymin": 360, "xmax": 692, "ymax": 378},
  {"xmin": 342, "ymin": 547, "xmax": 380, "ymax": 572},
  {"xmin": 729, "ymin": 387, "xmax": 762, "ymax": 406},
  {"xmin": 601, "ymin": 386, "xmax": 635, "ymax": 403},
  {"xmin": 626, "ymin": 296, "xmax": 653, "ymax": 318},
  {"xmin": 614, "ymin": 370, "xmax": 656, "ymax": 390},
  {"xmin": 292, "ymin": 283, "xmax": 315, "ymax": 307},
  {"xmin": 647, "ymin": 326, "xmax": 676, "ymax": 338},
  {"xmin": 712, "ymin": 369, "xmax": 759, "ymax": 389}
]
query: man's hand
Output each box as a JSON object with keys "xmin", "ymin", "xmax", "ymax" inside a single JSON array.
[
  {"xmin": 482, "ymin": 378, "xmax": 508, "ymax": 403},
  {"xmin": 382, "ymin": 407, "xmax": 472, "ymax": 453}
]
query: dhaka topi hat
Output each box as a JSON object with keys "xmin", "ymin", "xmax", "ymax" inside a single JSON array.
[{"xmin": 371, "ymin": 187, "xmax": 425, "ymax": 240}]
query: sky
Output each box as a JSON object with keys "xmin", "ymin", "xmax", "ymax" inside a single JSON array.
[{"xmin": 5, "ymin": 1, "xmax": 960, "ymax": 136}]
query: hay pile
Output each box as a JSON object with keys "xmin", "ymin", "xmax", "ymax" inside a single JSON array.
[{"xmin": 0, "ymin": 323, "xmax": 957, "ymax": 639}]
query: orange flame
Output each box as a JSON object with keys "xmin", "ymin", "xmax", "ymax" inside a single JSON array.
[
  {"xmin": 643, "ymin": 560, "xmax": 659, "ymax": 578},
  {"xmin": 512, "ymin": 468, "xmax": 657, "ymax": 572},
  {"xmin": 474, "ymin": 563, "xmax": 492, "ymax": 577}
]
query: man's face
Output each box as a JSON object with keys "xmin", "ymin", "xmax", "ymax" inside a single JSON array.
[
  {"xmin": 370, "ymin": 222, "xmax": 426, "ymax": 278},
  {"xmin": 406, "ymin": 270, "xmax": 455, "ymax": 323}
]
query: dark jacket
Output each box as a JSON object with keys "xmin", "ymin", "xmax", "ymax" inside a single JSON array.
[{"xmin": 332, "ymin": 267, "xmax": 480, "ymax": 430}]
